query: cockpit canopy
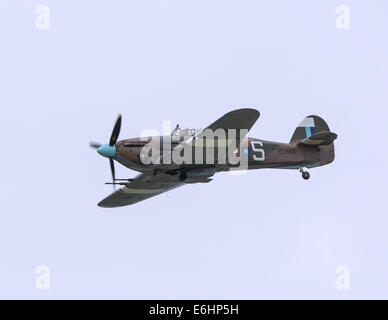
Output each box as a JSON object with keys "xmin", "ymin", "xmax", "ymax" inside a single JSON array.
[{"xmin": 171, "ymin": 126, "xmax": 201, "ymax": 137}]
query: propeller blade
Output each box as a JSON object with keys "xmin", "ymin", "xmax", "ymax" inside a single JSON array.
[
  {"xmin": 109, "ymin": 158, "xmax": 115, "ymax": 190},
  {"xmin": 91, "ymin": 114, "xmax": 122, "ymax": 189},
  {"xmin": 109, "ymin": 114, "xmax": 122, "ymax": 146},
  {"xmin": 89, "ymin": 142, "xmax": 102, "ymax": 149}
]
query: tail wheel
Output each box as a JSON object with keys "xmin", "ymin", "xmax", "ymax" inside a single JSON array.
[{"xmin": 302, "ymin": 171, "xmax": 310, "ymax": 180}]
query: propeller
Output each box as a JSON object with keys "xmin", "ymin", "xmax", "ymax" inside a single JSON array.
[
  {"xmin": 109, "ymin": 158, "xmax": 115, "ymax": 186},
  {"xmin": 89, "ymin": 142, "xmax": 102, "ymax": 149},
  {"xmin": 90, "ymin": 114, "xmax": 122, "ymax": 189},
  {"xmin": 109, "ymin": 114, "xmax": 122, "ymax": 146}
]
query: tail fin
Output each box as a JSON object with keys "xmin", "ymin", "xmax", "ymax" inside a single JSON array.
[{"xmin": 290, "ymin": 115, "xmax": 337, "ymax": 146}]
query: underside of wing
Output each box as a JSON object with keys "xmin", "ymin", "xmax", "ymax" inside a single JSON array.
[{"xmin": 97, "ymin": 172, "xmax": 184, "ymax": 208}]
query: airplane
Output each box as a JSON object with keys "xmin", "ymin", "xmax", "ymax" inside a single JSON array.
[{"xmin": 90, "ymin": 108, "xmax": 337, "ymax": 208}]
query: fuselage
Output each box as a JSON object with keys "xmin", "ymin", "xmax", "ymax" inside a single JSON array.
[{"xmin": 113, "ymin": 136, "xmax": 335, "ymax": 174}]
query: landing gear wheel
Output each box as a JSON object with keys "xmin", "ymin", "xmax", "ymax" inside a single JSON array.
[{"xmin": 302, "ymin": 171, "xmax": 310, "ymax": 180}]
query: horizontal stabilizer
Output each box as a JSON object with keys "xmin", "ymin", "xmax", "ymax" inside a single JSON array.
[{"xmin": 297, "ymin": 131, "xmax": 337, "ymax": 147}]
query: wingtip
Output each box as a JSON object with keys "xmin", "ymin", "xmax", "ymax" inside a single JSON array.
[
  {"xmin": 97, "ymin": 199, "xmax": 123, "ymax": 208},
  {"xmin": 230, "ymin": 107, "xmax": 260, "ymax": 118},
  {"xmin": 97, "ymin": 201, "xmax": 113, "ymax": 208}
]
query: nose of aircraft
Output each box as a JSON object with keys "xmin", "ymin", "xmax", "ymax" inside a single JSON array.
[{"xmin": 97, "ymin": 144, "xmax": 117, "ymax": 158}]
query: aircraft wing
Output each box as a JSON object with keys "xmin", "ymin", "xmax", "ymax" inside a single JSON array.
[
  {"xmin": 97, "ymin": 172, "xmax": 184, "ymax": 208},
  {"xmin": 188, "ymin": 108, "xmax": 260, "ymax": 147}
]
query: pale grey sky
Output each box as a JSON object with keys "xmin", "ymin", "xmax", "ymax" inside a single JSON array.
[{"xmin": 1, "ymin": 0, "xmax": 387, "ymax": 298}]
